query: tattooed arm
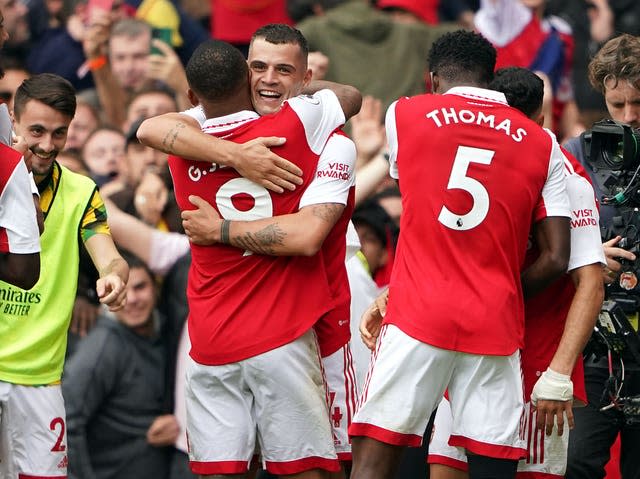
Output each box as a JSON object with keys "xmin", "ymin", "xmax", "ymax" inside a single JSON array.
[
  {"xmin": 137, "ymin": 113, "xmax": 303, "ymax": 193},
  {"xmin": 182, "ymin": 195, "xmax": 344, "ymax": 256}
]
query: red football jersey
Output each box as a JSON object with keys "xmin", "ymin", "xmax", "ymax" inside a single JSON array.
[
  {"xmin": 522, "ymin": 147, "xmax": 605, "ymax": 404},
  {"xmin": 384, "ymin": 87, "xmax": 570, "ymax": 355},
  {"xmin": 168, "ymin": 91, "xmax": 345, "ymax": 365},
  {"xmin": 307, "ymin": 131, "xmax": 357, "ymax": 358},
  {"xmin": 313, "ymin": 187, "xmax": 354, "ymax": 357},
  {"xmin": 0, "ymin": 143, "xmax": 40, "ymax": 254}
]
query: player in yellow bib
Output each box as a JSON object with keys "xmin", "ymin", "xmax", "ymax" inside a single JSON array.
[{"xmin": 0, "ymin": 73, "xmax": 128, "ymax": 478}]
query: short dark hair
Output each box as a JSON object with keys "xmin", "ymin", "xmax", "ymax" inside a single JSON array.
[
  {"xmin": 127, "ymin": 82, "xmax": 178, "ymax": 111},
  {"xmin": 428, "ymin": 30, "xmax": 496, "ymax": 87},
  {"xmin": 13, "ymin": 73, "xmax": 76, "ymax": 120},
  {"xmin": 251, "ymin": 23, "xmax": 309, "ymax": 62},
  {"xmin": 186, "ymin": 40, "xmax": 248, "ymax": 103},
  {"xmin": 82, "ymin": 125, "xmax": 126, "ymax": 154},
  {"xmin": 352, "ymin": 199, "xmax": 397, "ymax": 248},
  {"xmin": 490, "ymin": 67, "xmax": 544, "ymax": 119}
]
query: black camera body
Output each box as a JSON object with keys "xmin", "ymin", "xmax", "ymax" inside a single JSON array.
[
  {"xmin": 589, "ymin": 119, "xmax": 640, "ymax": 172},
  {"xmin": 605, "ymin": 209, "xmax": 640, "ymax": 303},
  {"xmin": 584, "ymin": 119, "xmax": 640, "ymax": 207},
  {"xmin": 583, "ymin": 121, "xmax": 640, "ymax": 422},
  {"xmin": 582, "ymin": 120, "xmax": 640, "ymax": 426},
  {"xmin": 584, "ymin": 121, "xmax": 640, "ymax": 309},
  {"xmin": 585, "ymin": 300, "xmax": 640, "ymax": 365}
]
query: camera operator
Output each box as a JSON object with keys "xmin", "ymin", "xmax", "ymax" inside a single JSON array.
[{"xmin": 564, "ymin": 33, "xmax": 640, "ymax": 479}]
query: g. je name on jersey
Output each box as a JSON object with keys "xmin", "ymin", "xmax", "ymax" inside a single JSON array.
[
  {"xmin": 188, "ymin": 162, "xmax": 229, "ymax": 182},
  {"xmin": 426, "ymin": 107, "xmax": 528, "ymax": 143}
]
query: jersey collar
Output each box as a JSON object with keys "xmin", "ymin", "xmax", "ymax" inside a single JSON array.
[
  {"xmin": 201, "ymin": 110, "xmax": 260, "ymax": 134},
  {"xmin": 444, "ymin": 86, "xmax": 508, "ymax": 105}
]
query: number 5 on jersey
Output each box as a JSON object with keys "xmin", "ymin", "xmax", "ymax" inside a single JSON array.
[{"xmin": 438, "ymin": 146, "xmax": 494, "ymax": 231}]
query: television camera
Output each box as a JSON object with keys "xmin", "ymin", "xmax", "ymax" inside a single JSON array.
[{"xmin": 583, "ymin": 119, "xmax": 640, "ymax": 423}]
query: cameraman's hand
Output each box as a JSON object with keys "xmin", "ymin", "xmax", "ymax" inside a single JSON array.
[{"xmin": 602, "ymin": 236, "xmax": 636, "ymax": 284}]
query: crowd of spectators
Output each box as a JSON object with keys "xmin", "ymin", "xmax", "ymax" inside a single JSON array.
[{"xmin": 1, "ymin": 0, "xmax": 638, "ymax": 478}]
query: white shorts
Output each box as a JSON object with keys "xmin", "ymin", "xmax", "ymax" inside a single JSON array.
[
  {"xmin": 0, "ymin": 381, "xmax": 68, "ymax": 478},
  {"xmin": 350, "ymin": 324, "xmax": 526, "ymax": 460},
  {"xmin": 185, "ymin": 330, "xmax": 339, "ymax": 476},
  {"xmin": 428, "ymin": 398, "xmax": 569, "ymax": 477},
  {"xmin": 322, "ymin": 342, "xmax": 359, "ymax": 461}
]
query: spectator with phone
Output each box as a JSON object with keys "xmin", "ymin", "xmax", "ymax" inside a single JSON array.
[
  {"xmin": 128, "ymin": 0, "xmax": 209, "ymax": 65},
  {"xmin": 83, "ymin": 13, "xmax": 190, "ymax": 127},
  {"xmin": 146, "ymin": 26, "xmax": 191, "ymax": 112},
  {"xmin": 150, "ymin": 27, "xmax": 172, "ymax": 55}
]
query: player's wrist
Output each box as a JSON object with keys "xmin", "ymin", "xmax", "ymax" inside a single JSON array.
[
  {"xmin": 544, "ymin": 367, "xmax": 571, "ymax": 381},
  {"xmin": 531, "ymin": 367, "xmax": 573, "ymax": 404},
  {"xmin": 220, "ymin": 219, "xmax": 231, "ymax": 245},
  {"xmin": 219, "ymin": 141, "xmax": 240, "ymax": 169}
]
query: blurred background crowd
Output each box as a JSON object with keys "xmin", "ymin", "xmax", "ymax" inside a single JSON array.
[{"xmin": 4, "ymin": 0, "xmax": 638, "ymax": 477}]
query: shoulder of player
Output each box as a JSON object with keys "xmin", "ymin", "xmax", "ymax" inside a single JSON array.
[
  {"xmin": 559, "ymin": 144, "xmax": 591, "ymax": 180},
  {"xmin": 564, "ymin": 168, "xmax": 595, "ymax": 198},
  {"xmin": 286, "ymin": 89, "xmax": 336, "ymax": 109},
  {"xmin": 325, "ymin": 131, "xmax": 355, "ymax": 149},
  {"xmin": 0, "ymin": 148, "xmax": 24, "ymax": 186},
  {"xmin": 317, "ymin": 134, "xmax": 357, "ymax": 174},
  {"xmin": 0, "ymin": 142, "xmax": 23, "ymax": 164}
]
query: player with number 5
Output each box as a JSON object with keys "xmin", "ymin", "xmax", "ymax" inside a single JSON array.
[{"xmin": 350, "ymin": 30, "xmax": 571, "ymax": 479}]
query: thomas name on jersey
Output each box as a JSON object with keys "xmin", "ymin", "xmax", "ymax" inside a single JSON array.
[{"xmin": 425, "ymin": 107, "xmax": 528, "ymax": 142}]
